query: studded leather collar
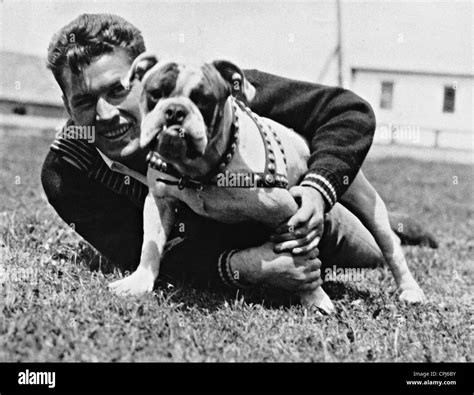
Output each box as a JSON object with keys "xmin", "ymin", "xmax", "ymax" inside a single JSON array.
[{"xmin": 146, "ymin": 97, "xmax": 289, "ymax": 190}]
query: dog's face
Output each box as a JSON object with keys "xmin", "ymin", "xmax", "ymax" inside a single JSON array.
[{"xmin": 123, "ymin": 54, "xmax": 249, "ymax": 167}]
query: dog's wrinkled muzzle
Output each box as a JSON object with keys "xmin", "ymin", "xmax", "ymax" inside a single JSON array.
[
  {"xmin": 141, "ymin": 112, "xmax": 208, "ymax": 162},
  {"xmin": 156, "ymin": 126, "xmax": 187, "ymax": 160}
]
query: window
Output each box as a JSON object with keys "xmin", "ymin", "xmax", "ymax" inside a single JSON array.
[
  {"xmin": 443, "ymin": 86, "xmax": 456, "ymax": 113},
  {"xmin": 12, "ymin": 106, "xmax": 27, "ymax": 115},
  {"xmin": 380, "ymin": 81, "xmax": 394, "ymax": 109}
]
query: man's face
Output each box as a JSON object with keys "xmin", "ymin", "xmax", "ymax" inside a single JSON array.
[{"xmin": 61, "ymin": 48, "xmax": 142, "ymax": 164}]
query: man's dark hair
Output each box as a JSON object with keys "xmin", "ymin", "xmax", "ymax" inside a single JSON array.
[{"xmin": 47, "ymin": 13, "xmax": 146, "ymax": 92}]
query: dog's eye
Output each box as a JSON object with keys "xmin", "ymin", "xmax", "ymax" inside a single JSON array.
[
  {"xmin": 147, "ymin": 96, "xmax": 157, "ymax": 110},
  {"xmin": 190, "ymin": 91, "xmax": 216, "ymax": 125},
  {"xmin": 149, "ymin": 89, "xmax": 162, "ymax": 100},
  {"xmin": 191, "ymin": 91, "xmax": 213, "ymax": 107},
  {"xmin": 146, "ymin": 89, "xmax": 162, "ymax": 110}
]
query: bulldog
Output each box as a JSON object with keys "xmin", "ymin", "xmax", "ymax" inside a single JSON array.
[{"xmin": 109, "ymin": 53, "xmax": 426, "ymax": 313}]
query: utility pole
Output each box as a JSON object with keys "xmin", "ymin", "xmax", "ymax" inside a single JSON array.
[{"xmin": 336, "ymin": 0, "xmax": 343, "ymax": 87}]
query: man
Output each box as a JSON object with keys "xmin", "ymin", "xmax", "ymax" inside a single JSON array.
[{"xmin": 42, "ymin": 13, "xmax": 385, "ymax": 294}]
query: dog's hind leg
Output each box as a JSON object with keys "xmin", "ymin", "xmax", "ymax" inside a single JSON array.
[{"xmin": 339, "ymin": 171, "xmax": 425, "ymax": 304}]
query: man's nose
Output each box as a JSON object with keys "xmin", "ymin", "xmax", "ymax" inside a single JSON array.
[
  {"xmin": 95, "ymin": 96, "xmax": 120, "ymax": 121},
  {"xmin": 164, "ymin": 104, "xmax": 188, "ymax": 126}
]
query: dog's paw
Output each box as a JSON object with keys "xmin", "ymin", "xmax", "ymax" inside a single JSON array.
[
  {"xmin": 109, "ymin": 270, "xmax": 155, "ymax": 296},
  {"xmin": 315, "ymin": 295, "xmax": 336, "ymax": 315},
  {"xmin": 300, "ymin": 290, "xmax": 335, "ymax": 315},
  {"xmin": 399, "ymin": 286, "xmax": 426, "ymax": 304}
]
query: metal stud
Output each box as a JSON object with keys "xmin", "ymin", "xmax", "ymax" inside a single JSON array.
[
  {"xmin": 268, "ymin": 163, "xmax": 276, "ymax": 173},
  {"xmin": 265, "ymin": 174, "xmax": 274, "ymax": 185}
]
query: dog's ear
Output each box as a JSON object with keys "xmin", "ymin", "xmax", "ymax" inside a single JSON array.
[
  {"xmin": 212, "ymin": 60, "xmax": 256, "ymax": 104},
  {"xmin": 121, "ymin": 52, "xmax": 159, "ymax": 90}
]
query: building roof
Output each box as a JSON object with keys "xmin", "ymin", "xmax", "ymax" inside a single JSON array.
[
  {"xmin": 0, "ymin": 50, "xmax": 63, "ymax": 107},
  {"xmin": 351, "ymin": 66, "xmax": 474, "ymax": 80}
]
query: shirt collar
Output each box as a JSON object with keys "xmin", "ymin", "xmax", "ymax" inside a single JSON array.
[{"xmin": 96, "ymin": 148, "xmax": 148, "ymax": 186}]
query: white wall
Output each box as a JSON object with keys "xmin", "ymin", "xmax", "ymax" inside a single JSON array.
[{"xmin": 351, "ymin": 71, "xmax": 474, "ymax": 149}]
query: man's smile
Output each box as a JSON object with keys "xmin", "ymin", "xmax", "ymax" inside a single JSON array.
[{"xmin": 100, "ymin": 123, "xmax": 133, "ymax": 140}]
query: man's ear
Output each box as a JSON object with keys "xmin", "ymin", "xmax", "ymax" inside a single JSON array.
[
  {"xmin": 212, "ymin": 60, "xmax": 256, "ymax": 104},
  {"xmin": 121, "ymin": 52, "xmax": 159, "ymax": 90}
]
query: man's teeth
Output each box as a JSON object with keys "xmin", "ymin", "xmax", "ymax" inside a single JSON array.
[{"xmin": 103, "ymin": 124, "xmax": 131, "ymax": 138}]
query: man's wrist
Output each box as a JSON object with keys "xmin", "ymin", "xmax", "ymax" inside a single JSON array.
[
  {"xmin": 217, "ymin": 249, "xmax": 254, "ymax": 289},
  {"xmin": 305, "ymin": 186, "xmax": 327, "ymax": 213},
  {"xmin": 300, "ymin": 172, "xmax": 337, "ymax": 212}
]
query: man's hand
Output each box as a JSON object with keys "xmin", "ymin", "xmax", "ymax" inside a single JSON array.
[
  {"xmin": 230, "ymin": 242, "xmax": 323, "ymax": 293},
  {"xmin": 271, "ymin": 186, "xmax": 326, "ymax": 255}
]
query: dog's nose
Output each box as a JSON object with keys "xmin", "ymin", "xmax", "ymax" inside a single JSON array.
[{"xmin": 164, "ymin": 104, "xmax": 187, "ymax": 126}]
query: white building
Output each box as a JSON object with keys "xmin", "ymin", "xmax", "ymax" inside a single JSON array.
[
  {"xmin": 351, "ymin": 67, "xmax": 473, "ymax": 151},
  {"xmin": 0, "ymin": 51, "xmax": 67, "ymax": 135}
]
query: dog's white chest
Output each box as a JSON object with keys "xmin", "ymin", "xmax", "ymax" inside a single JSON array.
[
  {"xmin": 147, "ymin": 168, "xmax": 296, "ymax": 227},
  {"xmin": 179, "ymin": 185, "xmax": 297, "ymax": 227}
]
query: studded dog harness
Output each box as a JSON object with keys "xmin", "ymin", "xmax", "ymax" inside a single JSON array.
[{"xmin": 146, "ymin": 97, "xmax": 289, "ymax": 190}]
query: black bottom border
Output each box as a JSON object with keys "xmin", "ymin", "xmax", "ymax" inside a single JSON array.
[{"xmin": 0, "ymin": 362, "xmax": 471, "ymax": 394}]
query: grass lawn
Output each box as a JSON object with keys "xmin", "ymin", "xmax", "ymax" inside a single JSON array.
[{"xmin": 1, "ymin": 132, "xmax": 472, "ymax": 362}]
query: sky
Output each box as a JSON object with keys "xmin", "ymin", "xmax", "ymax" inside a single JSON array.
[{"xmin": 0, "ymin": 0, "xmax": 472, "ymax": 86}]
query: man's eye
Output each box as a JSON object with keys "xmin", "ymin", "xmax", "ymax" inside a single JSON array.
[
  {"xmin": 72, "ymin": 98, "xmax": 95, "ymax": 109},
  {"xmin": 109, "ymin": 85, "xmax": 128, "ymax": 98}
]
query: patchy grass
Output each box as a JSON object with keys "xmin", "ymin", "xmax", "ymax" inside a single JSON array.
[{"xmin": 0, "ymin": 133, "xmax": 472, "ymax": 362}]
